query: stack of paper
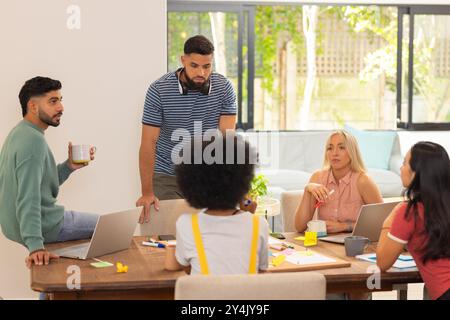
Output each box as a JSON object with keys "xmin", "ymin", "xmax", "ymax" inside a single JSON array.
[{"xmin": 285, "ymin": 251, "xmax": 336, "ymax": 266}]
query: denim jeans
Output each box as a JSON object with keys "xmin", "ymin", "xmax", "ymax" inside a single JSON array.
[
  {"xmin": 56, "ymin": 210, "xmax": 99, "ymax": 242},
  {"xmin": 39, "ymin": 210, "xmax": 99, "ymax": 300}
]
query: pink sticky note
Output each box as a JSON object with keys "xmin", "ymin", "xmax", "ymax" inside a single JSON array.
[{"xmin": 280, "ymin": 248, "xmax": 296, "ymax": 256}]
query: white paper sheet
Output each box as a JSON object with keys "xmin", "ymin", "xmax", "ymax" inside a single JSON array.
[
  {"xmin": 268, "ymin": 237, "xmax": 283, "ymax": 245},
  {"xmin": 285, "ymin": 251, "xmax": 336, "ymax": 265}
]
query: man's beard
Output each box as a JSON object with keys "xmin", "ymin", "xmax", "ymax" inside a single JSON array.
[
  {"xmin": 184, "ymin": 71, "xmax": 209, "ymax": 91},
  {"xmin": 39, "ymin": 110, "xmax": 62, "ymax": 127}
]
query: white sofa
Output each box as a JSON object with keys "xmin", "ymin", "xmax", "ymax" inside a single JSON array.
[{"xmin": 244, "ymin": 130, "xmax": 404, "ymax": 199}]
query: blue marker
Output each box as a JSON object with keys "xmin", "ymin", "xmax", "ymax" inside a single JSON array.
[{"xmin": 142, "ymin": 241, "xmax": 165, "ymax": 248}]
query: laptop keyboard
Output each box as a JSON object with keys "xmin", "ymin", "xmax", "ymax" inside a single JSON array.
[
  {"xmin": 54, "ymin": 243, "xmax": 89, "ymax": 257},
  {"xmin": 319, "ymin": 234, "xmax": 350, "ymax": 243}
]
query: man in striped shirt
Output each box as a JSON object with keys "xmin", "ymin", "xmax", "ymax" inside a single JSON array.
[{"xmin": 136, "ymin": 35, "xmax": 237, "ymax": 224}]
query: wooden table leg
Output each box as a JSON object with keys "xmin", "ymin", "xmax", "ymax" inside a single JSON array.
[{"xmin": 393, "ymin": 284, "xmax": 408, "ymax": 300}]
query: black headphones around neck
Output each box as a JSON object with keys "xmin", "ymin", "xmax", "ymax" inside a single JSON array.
[{"xmin": 177, "ymin": 68, "xmax": 211, "ymax": 95}]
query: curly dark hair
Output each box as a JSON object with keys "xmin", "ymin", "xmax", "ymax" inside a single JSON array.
[
  {"xmin": 19, "ymin": 76, "xmax": 62, "ymax": 117},
  {"xmin": 175, "ymin": 134, "xmax": 256, "ymax": 210},
  {"xmin": 184, "ymin": 35, "xmax": 214, "ymax": 55}
]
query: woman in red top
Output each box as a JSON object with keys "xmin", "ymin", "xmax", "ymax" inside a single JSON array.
[{"xmin": 377, "ymin": 141, "xmax": 450, "ymax": 300}]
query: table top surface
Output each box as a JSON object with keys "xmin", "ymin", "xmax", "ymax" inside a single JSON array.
[{"xmin": 31, "ymin": 233, "xmax": 422, "ymax": 293}]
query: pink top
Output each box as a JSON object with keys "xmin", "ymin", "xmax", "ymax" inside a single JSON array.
[{"xmin": 317, "ymin": 169, "xmax": 364, "ymax": 223}]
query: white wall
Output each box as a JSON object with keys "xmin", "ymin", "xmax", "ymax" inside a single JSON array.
[{"xmin": 0, "ymin": 0, "xmax": 167, "ymax": 299}]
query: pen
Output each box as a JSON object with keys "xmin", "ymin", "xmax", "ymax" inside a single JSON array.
[
  {"xmin": 315, "ymin": 189, "xmax": 336, "ymax": 208},
  {"xmin": 142, "ymin": 241, "xmax": 165, "ymax": 248},
  {"xmin": 281, "ymin": 243, "xmax": 294, "ymax": 249}
]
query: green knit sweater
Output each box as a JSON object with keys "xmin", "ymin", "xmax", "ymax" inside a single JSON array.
[{"xmin": 0, "ymin": 120, "xmax": 73, "ymax": 252}]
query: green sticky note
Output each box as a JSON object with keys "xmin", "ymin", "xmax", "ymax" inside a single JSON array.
[{"xmin": 90, "ymin": 261, "xmax": 113, "ymax": 268}]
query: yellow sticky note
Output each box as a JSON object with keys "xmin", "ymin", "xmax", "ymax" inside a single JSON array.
[
  {"xmin": 271, "ymin": 255, "xmax": 286, "ymax": 267},
  {"xmin": 91, "ymin": 261, "xmax": 113, "ymax": 268},
  {"xmin": 116, "ymin": 262, "xmax": 128, "ymax": 273},
  {"xmin": 294, "ymin": 236, "xmax": 306, "ymax": 241},
  {"xmin": 304, "ymin": 231, "xmax": 317, "ymax": 247}
]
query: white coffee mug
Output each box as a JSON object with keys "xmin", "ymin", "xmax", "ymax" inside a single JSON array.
[
  {"xmin": 307, "ymin": 220, "xmax": 327, "ymax": 237},
  {"xmin": 71, "ymin": 145, "xmax": 95, "ymax": 164}
]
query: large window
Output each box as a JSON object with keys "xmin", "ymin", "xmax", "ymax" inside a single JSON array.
[
  {"xmin": 168, "ymin": 4, "xmax": 255, "ymax": 129},
  {"xmin": 397, "ymin": 6, "xmax": 450, "ymax": 130},
  {"xmin": 168, "ymin": 1, "xmax": 450, "ymax": 131},
  {"xmin": 252, "ymin": 5, "xmax": 397, "ymax": 130}
]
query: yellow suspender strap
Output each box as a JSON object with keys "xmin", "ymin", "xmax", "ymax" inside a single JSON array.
[
  {"xmin": 191, "ymin": 214, "xmax": 209, "ymax": 275},
  {"xmin": 248, "ymin": 215, "xmax": 259, "ymax": 274}
]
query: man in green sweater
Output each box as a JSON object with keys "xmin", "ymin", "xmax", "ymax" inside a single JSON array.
[{"xmin": 0, "ymin": 76, "xmax": 98, "ymax": 268}]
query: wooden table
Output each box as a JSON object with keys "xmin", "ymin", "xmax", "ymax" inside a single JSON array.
[
  {"xmin": 31, "ymin": 234, "xmax": 422, "ymax": 300},
  {"xmin": 281, "ymin": 233, "xmax": 422, "ymax": 296},
  {"xmin": 31, "ymin": 237, "xmax": 184, "ymax": 300}
]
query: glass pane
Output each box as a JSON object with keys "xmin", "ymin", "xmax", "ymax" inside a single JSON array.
[
  {"xmin": 254, "ymin": 5, "xmax": 398, "ymax": 130},
  {"xmin": 167, "ymin": 12, "xmax": 242, "ymax": 120},
  {"xmin": 242, "ymin": 12, "xmax": 249, "ymax": 124},
  {"xmin": 401, "ymin": 13, "xmax": 410, "ymax": 124},
  {"xmin": 411, "ymin": 14, "xmax": 450, "ymax": 123}
]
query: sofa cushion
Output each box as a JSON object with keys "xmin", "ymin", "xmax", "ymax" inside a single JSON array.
[
  {"xmin": 366, "ymin": 169, "xmax": 403, "ymax": 197},
  {"xmin": 267, "ymin": 186, "xmax": 286, "ymax": 200},
  {"xmin": 344, "ymin": 125, "xmax": 397, "ymax": 170},
  {"xmin": 258, "ymin": 169, "xmax": 311, "ymax": 191},
  {"xmin": 261, "ymin": 168, "xmax": 402, "ymax": 197}
]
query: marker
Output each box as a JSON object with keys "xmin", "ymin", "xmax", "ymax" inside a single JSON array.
[
  {"xmin": 270, "ymin": 244, "xmax": 283, "ymax": 251},
  {"xmin": 281, "ymin": 243, "xmax": 294, "ymax": 249},
  {"xmin": 314, "ymin": 189, "xmax": 336, "ymax": 208},
  {"xmin": 142, "ymin": 241, "xmax": 165, "ymax": 248}
]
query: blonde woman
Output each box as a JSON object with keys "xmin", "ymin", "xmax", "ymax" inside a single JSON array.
[{"xmin": 295, "ymin": 130, "xmax": 383, "ymax": 234}]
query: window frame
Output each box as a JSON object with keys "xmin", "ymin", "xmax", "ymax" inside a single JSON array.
[
  {"xmin": 168, "ymin": 2, "xmax": 256, "ymax": 130},
  {"xmin": 397, "ymin": 5, "xmax": 450, "ymax": 130},
  {"xmin": 169, "ymin": 2, "xmax": 450, "ymax": 131}
]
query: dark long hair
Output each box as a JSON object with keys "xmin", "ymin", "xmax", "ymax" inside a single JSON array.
[{"xmin": 404, "ymin": 141, "xmax": 450, "ymax": 264}]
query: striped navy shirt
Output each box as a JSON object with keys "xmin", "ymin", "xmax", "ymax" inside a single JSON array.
[{"xmin": 142, "ymin": 70, "xmax": 237, "ymax": 176}]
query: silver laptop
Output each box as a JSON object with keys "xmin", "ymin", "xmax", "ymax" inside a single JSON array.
[
  {"xmin": 53, "ymin": 207, "xmax": 142, "ymax": 260},
  {"xmin": 319, "ymin": 201, "xmax": 401, "ymax": 244}
]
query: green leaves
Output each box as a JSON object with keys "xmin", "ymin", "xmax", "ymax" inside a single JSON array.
[
  {"xmin": 255, "ymin": 6, "xmax": 304, "ymax": 93},
  {"xmin": 248, "ymin": 174, "xmax": 269, "ymax": 200}
]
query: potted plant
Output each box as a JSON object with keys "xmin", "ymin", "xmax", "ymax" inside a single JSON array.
[
  {"xmin": 240, "ymin": 174, "xmax": 280, "ymax": 218},
  {"xmin": 248, "ymin": 174, "xmax": 269, "ymax": 202},
  {"xmin": 239, "ymin": 174, "xmax": 268, "ymax": 213}
]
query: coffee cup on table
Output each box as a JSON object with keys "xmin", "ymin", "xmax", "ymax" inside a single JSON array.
[
  {"xmin": 344, "ymin": 236, "xmax": 370, "ymax": 257},
  {"xmin": 306, "ymin": 220, "xmax": 327, "ymax": 237},
  {"xmin": 71, "ymin": 144, "xmax": 96, "ymax": 164}
]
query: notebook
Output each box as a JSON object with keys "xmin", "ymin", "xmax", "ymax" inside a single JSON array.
[
  {"xmin": 272, "ymin": 250, "xmax": 336, "ymax": 266},
  {"xmin": 356, "ymin": 253, "xmax": 417, "ymax": 269}
]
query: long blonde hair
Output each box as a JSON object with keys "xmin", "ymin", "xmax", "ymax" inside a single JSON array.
[{"xmin": 323, "ymin": 130, "xmax": 366, "ymax": 173}]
